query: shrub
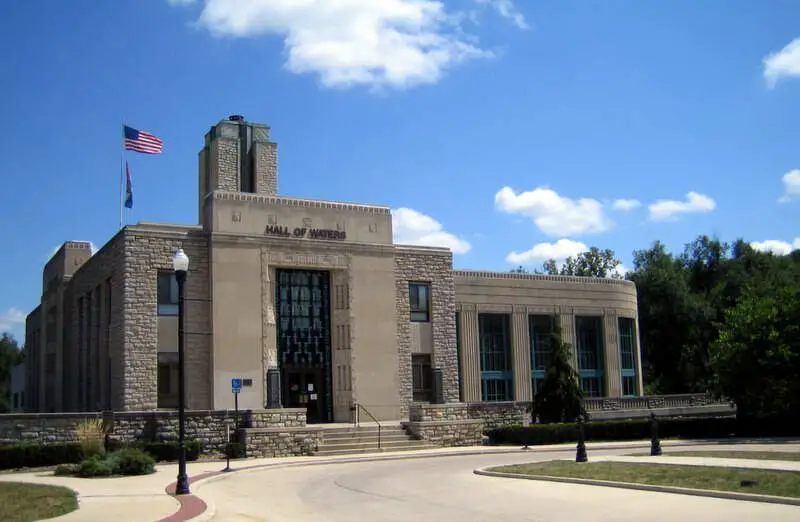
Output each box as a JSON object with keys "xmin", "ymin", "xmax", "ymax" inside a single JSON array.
[
  {"xmin": 54, "ymin": 463, "xmax": 80, "ymax": 476},
  {"xmin": 0, "ymin": 443, "xmax": 84, "ymax": 471},
  {"xmin": 76, "ymin": 418, "xmax": 108, "ymax": 458},
  {"xmin": 225, "ymin": 442, "xmax": 246, "ymax": 459},
  {"xmin": 76, "ymin": 455, "xmax": 115, "ymax": 477},
  {"xmin": 139, "ymin": 441, "xmax": 203, "ymax": 462},
  {"xmin": 112, "ymin": 449, "xmax": 155, "ymax": 476},
  {"xmin": 486, "ymin": 417, "xmax": 741, "ymax": 446}
]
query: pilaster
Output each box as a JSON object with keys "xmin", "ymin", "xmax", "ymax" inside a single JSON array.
[
  {"xmin": 603, "ymin": 311, "xmax": 622, "ymax": 397},
  {"xmin": 459, "ymin": 305, "xmax": 480, "ymax": 402},
  {"xmin": 511, "ymin": 306, "xmax": 532, "ymax": 402}
]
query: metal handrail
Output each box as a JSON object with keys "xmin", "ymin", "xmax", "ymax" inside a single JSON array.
[{"xmin": 352, "ymin": 401, "xmax": 382, "ymax": 450}]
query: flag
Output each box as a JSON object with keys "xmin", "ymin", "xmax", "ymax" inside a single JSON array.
[
  {"xmin": 124, "ymin": 125, "xmax": 163, "ymax": 154},
  {"xmin": 124, "ymin": 162, "xmax": 133, "ymax": 209}
]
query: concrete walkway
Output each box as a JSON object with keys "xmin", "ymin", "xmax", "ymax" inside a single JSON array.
[{"xmin": 0, "ymin": 439, "xmax": 796, "ymax": 521}]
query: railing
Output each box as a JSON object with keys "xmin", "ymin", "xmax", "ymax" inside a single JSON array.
[
  {"xmin": 583, "ymin": 393, "xmax": 733, "ymax": 412},
  {"xmin": 352, "ymin": 402, "xmax": 382, "ymax": 450}
]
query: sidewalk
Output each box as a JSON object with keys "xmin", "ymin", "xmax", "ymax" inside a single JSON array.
[{"xmin": 0, "ymin": 438, "xmax": 797, "ymax": 521}]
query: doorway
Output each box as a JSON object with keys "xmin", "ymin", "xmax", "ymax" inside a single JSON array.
[
  {"xmin": 282, "ymin": 368, "xmax": 326, "ymax": 424},
  {"xmin": 275, "ymin": 269, "xmax": 333, "ymax": 423}
]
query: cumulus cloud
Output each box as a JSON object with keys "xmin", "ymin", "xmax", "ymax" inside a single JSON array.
[
  {"xmin": 764, "ymin": 37, "xmax": 800, "ymax": 88},
  {"xmin": 473, "ymin": 0, "xmax": 528, "ymax": 29},
  {"xmin": 0, "ymin": 308, "xmax": 25, "ymax": 333},
  {"xmin": 169, "ymin": 0, "xmax": 525, "ymax": 89},
  {"xmin": 648, "ymin": 192, "xmax": 716, "ymax": 222},
  {"xmin": 611, "ymin": 199, "xmax": 641, "ymax": 211},
  {"xmin": 495, "ymin": 186, "xmax": 612, "ymax": 236},
  {"xmin": 505, "ymin": 238, "xmax": 587, "ymax": 265},
  {"xmin": 750, "ymin": 238, "xmax": 800, "ymax": 256},
  {"xmin": 779, "ymin": 169, "xmax": 800, "ymax": 203},
  {"xmin": 392, "ymin": 207, "xmax": 471, "ymax": 254}
]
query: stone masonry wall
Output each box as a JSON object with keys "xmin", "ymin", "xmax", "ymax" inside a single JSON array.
[
  {"xmin": 394, "ymin": 248, "xmax": 458, "ymax": 415},
  {"xmin": 241, "ymin": 427, "xmax": 323, "ymax": 458},
  {"xmin": 406, "ymin": 403, "xmax": 483, "ymax": 447},
  {"xmin": 0, "ymin": 409, "xmax": 306, "ymax": 454},
  {"xmin": 123, "ymin": 227, "xmax": 211, "ymax": 411},
  {"xmin": 467, "ymin": 402, "xmax": 531, "ymax": 430},
  {"xmin": 212, "ymin": 137, "xmax": 240, "ymax": 192},
  {"xmin": 254, "ymin": 140, "xmax": 278, "ymax": 196}
]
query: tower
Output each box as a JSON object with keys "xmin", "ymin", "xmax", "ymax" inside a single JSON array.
[{"xmin": 198, "ymin": 115, "xmax": 279, "ymax": 226}]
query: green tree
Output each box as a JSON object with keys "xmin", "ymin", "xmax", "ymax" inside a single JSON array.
[
  {"xmin": 533, "ymin": 325, "xmax": 586, "ymax": 423},
  {"xmin": 0, "ymin": 333, "xmax": 23, "ymax": 412},
  {"xmin": 709, "ymin": 282, "xmax": 800, "ymax": 421},
  {"xmin": 543, "ymin": 247, "xmax": 622, "ymax": 278}
]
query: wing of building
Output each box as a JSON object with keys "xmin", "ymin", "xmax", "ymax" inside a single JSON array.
[{"xmin": 24, "ymin": 115, "xmax": 642, "ymax": 421}]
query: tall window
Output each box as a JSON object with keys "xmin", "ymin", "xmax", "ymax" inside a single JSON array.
[
  {"xmin": 479, "ymin": 313, "xmax": 513, "ymax": 402},
  {"xmin": 412, "ymin": 354, "xmax": 432, "ymax": 402},
  {"xmin": 157, "ymin": 273, "xmax": 179, "ymax": 316},
  {"xmin": 618, "ymin": 317, "xmax": 638, "ymax": 397},
  {"xmin": 409, "ymin": 283, "xmax": 430, "ymax": 322},
  {"xmin": 576, "ymin": 316, "xmax": 605, "ymax": 398},
  {"xmin": 529, "ymin": 315, "xmax": 556, "ymax": 394},
  {"xmin": 455, "ymin": 311, "xmax": 463, "ymax": 401}
]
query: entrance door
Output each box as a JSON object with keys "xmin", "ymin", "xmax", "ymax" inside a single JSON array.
[
  {"xmin": 275, "ymin": 269, "xmax": 333, "ymax": 423},
  {"xmin": 282, "ymin": 368, "xmax": 325, "ymax": 424}
]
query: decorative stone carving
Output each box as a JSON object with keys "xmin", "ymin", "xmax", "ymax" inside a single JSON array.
[{"xmin": 232, "ymin": 212, "xmax": 242, "ymax": 223}]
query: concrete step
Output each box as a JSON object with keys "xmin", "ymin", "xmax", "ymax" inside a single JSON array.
[
  {"xmin": 314, "ymin": 442, "xmax": 433, "ymax": 456},
  {"xmin": 322, "ymin": 430, "xmax": 410, "ymax": 441},
  {"xmin": 319, "ymin": 439, "xmax": 429, "ymax": 452}
]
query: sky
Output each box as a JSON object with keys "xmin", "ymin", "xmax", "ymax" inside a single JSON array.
[{"xmin": 1, "ymin": 0, "xmax": 799, "ymax": 342}]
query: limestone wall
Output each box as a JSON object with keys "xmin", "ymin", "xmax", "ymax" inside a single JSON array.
[{"xmin": 405, "ymin": 403, "xmax": 483, "ymax": 447}]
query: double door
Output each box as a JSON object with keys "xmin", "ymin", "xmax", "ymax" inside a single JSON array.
[{"xmin": 283, "ymin": 368, "xmax": 326, "ymax": 424}]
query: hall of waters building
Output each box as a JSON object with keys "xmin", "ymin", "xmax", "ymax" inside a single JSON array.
[{"xmin": 25, "ymin": 115, "xmax": 642, "ymax": 422}]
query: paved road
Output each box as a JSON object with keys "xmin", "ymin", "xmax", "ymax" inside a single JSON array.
[{"xmin": 198, "ymin": 446, "xmax": 800, "ymax": 522}]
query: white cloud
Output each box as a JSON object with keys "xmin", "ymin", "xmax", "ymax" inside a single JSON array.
[
  {"xmin": 171, "ymin": 0, "xmax": 530, "ymax": 89},
  {"xmin": 392, "ymin": 207, "xmax": 471, "ymax": 254},
  {"xmin": 764, "ymin": 37, "xmax": 800, "ymax": 88},
  {"xmin": 473, "ymin": 0, "xmax": 527, "ymax": 29},
  {"xmin": 611, "ymin": 198, "xmax": 641, "ymax": 211},
  {"xmin": 0, "ymin": 308, "xmax": 25, "ymax": 333},
  {"xmin": 648, "ymin": 192, "xmax": 716, "ymax": 222},
  {"xmin": 505, "ymin": 238, "xmax": 587, "ymax": 265},
  {"xmin": 778, "ymin": 169, "xmax": 800, "ymax": 203},
  {"xmin": 750, "ymin": 238, "xmax": 800, "ymax": 256},
  {"xmin": 495, "ymin": 186, "xmax": 612, "ymax": 236}
]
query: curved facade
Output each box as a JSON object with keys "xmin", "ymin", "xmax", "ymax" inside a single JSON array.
[{"xmin": 23, "ymin": 116, "xmax": 641, "ymax": 421}]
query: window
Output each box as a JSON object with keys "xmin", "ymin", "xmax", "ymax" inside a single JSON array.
[
  {"xmin": 409, "ymin": 283, "xmax": 430, "ymax": 322},
  {"xmin": 618, "ymin": 317, "xmax": 638, "ymax": 397},
  {"xmin": 157, "ymin": 352, "xmax": 179, "ymax": 408},
  {"xmin": 157, "ymin": 273, "xmax": 179, "ymax": 316},
  {"xmin": 576, "ymin": 316, "xmax": 605, "ymax": 398},
  {"xmin": 412, "ymin": 354, "xmax": 432, "ymax": 402},
  {"xmin": 479, "ymin": 313, "xmax": 513, "ymax": 402},
  {"xmin": 529, "ymin": 315, "xmax": 556, "ymax": 394}
]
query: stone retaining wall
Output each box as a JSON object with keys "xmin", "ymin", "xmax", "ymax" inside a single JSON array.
[
  {"xmin": 240, "ymin": 427, "xmax": 324, "ymax": 458},
  {"xmin": 0, "ymin": 409, "xmax": 307, "ymax": 453},
  {"xmin": 405, "ymin": 403, "xmax": 483, "ymax": 447}
]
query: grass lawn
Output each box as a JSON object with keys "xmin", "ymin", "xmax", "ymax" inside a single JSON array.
[
  {"xmin": 0, "ymin": 482, "xmax": 78, "ymax": 522},
  {"xmin": 492, "ymin": 461, "xmax": 800, "ymax": 498},
  {"xmin": 632, "ymin": 450, "xmax": 800, "ymax": 461}
]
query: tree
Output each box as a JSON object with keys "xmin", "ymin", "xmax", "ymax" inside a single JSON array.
[
  {"xmin": 542, "ymin": 247, "xmax": 622, "ymax": 278},
  {"xmin": 510, "ymin": 266, "xmax": 529, "ymax": 273},
  {"xmin": 709, "ymin": 282, "xmax": 800, "ymax": 422},
  {"xmin": 533, "ymin": 324, "xmax": 586, "ymax": 423},
  {"xmin": 0, "ymin": 333, "xmax": 23, "ymax": 412}
]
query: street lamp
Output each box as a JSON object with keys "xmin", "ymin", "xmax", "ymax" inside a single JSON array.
[{"xmin": 173, "ymin": 248, "xmax": 190, "ymax": 495}]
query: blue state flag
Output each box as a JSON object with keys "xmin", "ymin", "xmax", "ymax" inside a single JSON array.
[{"xmin": 125, "ymin": 161, "xmax": 133, "ymax": 209}]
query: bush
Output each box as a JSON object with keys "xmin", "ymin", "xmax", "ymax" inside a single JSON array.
[
  {"xmin": 76, "ymin": 418, "xmax": 108, "ymax": 458},
  {"xmin": 72, "ymin": 449, "xmax": 155, "ymax": 478},
  {"xmin": 139, "ymin": 441, "xmax": 203, "ymax": 462},
  {"xmin": 0, "ymin": 443, "xmax": 84, "ymax": 471},
  {"xmin": 225, "ymin": 442, "xmax": 246, "ymax": 459},
  {"xmin": 486, "ymin": 417, "xmax": 741, "ymax": 446}
]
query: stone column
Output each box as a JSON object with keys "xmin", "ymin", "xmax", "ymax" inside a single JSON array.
[
  {"xmin": 260, "ymin": 248, "xmax": 281, "ymax": 408},
  {"xmin": 603, "ymin": 311, "xmax": 622, "ymax": 398},
  {"xmin": 511, "ymin": 306, "xmax": 532, "ymax": 402},
  {"xmin": 459, "ymin": 305, "xmax": 481, "ymax": 402},
  {"xmin": 558, "ymin": 306, "xmax": 577, "ymax": 370}
]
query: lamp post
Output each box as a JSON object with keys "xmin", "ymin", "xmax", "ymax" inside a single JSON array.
[{"xmin": 173, "ymin": 248, "xmax": 190, "ymax": 495}]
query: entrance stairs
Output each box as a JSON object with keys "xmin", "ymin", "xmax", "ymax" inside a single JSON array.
[{"xmin": 314, "ymin": 424, "xmax": 433, "ymax": 456}]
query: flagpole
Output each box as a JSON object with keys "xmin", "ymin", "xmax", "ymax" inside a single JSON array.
[{"xmin": 119, "ymin": 124, "xmax": 124, "ymax": 230}]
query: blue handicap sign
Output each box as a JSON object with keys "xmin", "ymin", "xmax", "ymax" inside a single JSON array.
[{"xmin": 231, "ymin": 378, "xmax": 242, "ymax": 394}]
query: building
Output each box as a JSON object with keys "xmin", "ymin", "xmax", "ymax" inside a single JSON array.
[{"xmin": 24, "ymin": 115, "xmax": 642, "ymax": 421}]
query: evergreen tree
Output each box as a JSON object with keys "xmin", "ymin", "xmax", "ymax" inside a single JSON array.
[{"xmin": 534, "ymin": 324, "xmax": 586, "ymax": 423}]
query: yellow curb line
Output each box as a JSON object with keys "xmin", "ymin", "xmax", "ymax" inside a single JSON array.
[{"xmin": 473, "ymin": 467, "xmax": 800, "ymax": 507}]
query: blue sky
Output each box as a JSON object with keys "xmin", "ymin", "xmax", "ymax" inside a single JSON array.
[{"xmin": 1, "ymin": 0, "xmax": 799, "ymax": 341}]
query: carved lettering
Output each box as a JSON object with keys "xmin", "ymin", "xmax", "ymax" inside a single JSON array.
[
  {"xmin": 264, "ymin": 225, "xmax": 291, "ymax": 237},
  {"xmin": 264, "ymin": 222, "xmax": 347, "ymax": 241}
]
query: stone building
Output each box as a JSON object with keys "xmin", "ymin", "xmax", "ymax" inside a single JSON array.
[{"xmin": 24, "ymin": 115, "xmax": 642, "ymax": 422}]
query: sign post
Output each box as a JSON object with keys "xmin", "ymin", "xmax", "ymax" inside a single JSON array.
[{"xmin": 231, "ymin": 378, "xmax": 241, "ymax": 431}]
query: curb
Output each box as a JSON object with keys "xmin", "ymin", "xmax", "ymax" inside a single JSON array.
[
  {"xmin": 473, "ymin": 467, "xmax": 800, "ymax": 507},
  {"xmin": 157, "ymin": 438, "xmax": 799, "ymax": 520}
]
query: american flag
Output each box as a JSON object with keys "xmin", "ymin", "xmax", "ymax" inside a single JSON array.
[{"xmin": 124, "ymin": 125, "xmax": 163, "ymax": 154}]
